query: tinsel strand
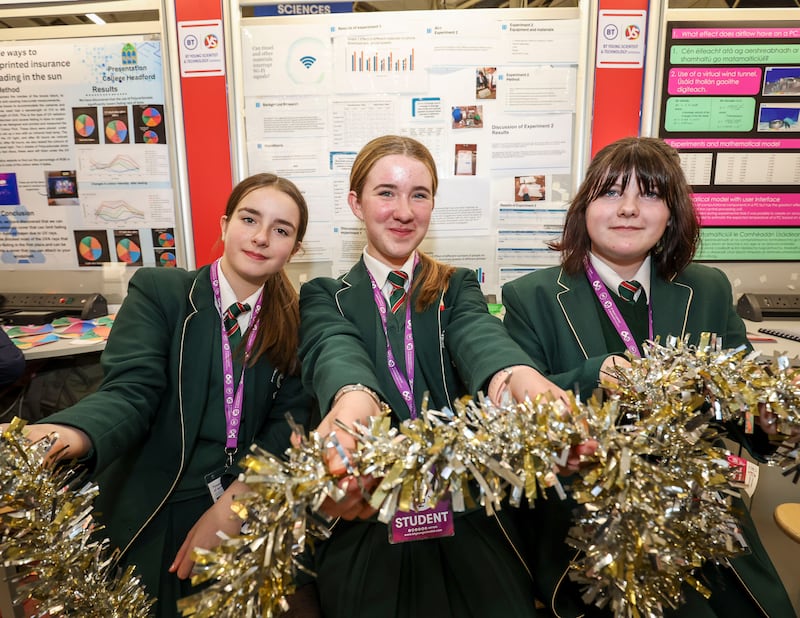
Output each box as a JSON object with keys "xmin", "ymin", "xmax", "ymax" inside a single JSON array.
[{"xmin": 0, "ymin": 417, "xmax": 154, "ymax": 617}]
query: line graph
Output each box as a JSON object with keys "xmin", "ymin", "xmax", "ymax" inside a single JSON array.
[
  {"xmin": 90, "ymin": 200, "xmax": 146, "ymax": 224},
  {"xmin": 87, "ymin": 154, "xmax": 141, "ymax": 173}
]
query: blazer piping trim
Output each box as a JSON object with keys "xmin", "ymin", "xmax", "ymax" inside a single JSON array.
[
  {"xmin": 723, "ymin": 557, "xmax": 770, "ymax": 618},
  {"xmin": 673, "ymin": 280, "xmax": 692, "ymax": 338},
  {"xmin": 491, "ymin": 512, "xmax": 533, "ymax": 582},
  {"xmin": 551, "ymin": 548, "xmax": 585, "ymax": 618},
  {"xmin": 118, "ymin": 277, "xmax": 196, "ymax": 560},
  {"xmin": 556, "ymin": 270, "xmax": 589, "ymax": 360},
  {"xmin": 334, "ymin": 272, "xmax": 354, "ymax": 316},
  {"xmin": 436, "ymin": 289, "xmax": 451, "ymax": 406}
]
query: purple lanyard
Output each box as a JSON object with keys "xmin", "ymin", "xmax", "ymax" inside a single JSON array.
[
  {"xmin": 584, "ymin": 260, "xmax": 652, "ymax": 358},
  {"xmin": 367, "ymin": 256, "xmax": 418, "ymax": 419},
  {"xmin": 210, "ymin": 259, "xmax": 263, "ymax": 453}
]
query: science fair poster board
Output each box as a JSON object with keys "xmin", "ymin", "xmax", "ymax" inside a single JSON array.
[
  {"xmin": 235, "ymin": 8, "xmax": 585, "ymax": 298},
  {"xmin": 0, "ymin": 35, "xmax": 181, "ymax": 271},
  {"xmin": 656, "ymin": 17, "xmax": 800, "ymax": 262}
]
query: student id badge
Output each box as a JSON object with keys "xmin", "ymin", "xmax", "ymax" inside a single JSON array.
[
  {"xmin": 389, "ymin": 495, "xmax": 454, "ymax": 544},
  {"xmin": 205, "ymin": 467, "xmax": 229, "ymax": 503}
]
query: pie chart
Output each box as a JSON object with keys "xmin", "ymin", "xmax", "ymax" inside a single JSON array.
[
  {"xmin": 157, "ymin": 231, "xmax": 175, "ymax": 247},
  {"xmin": 79, "ymin": 236, "xmax": 103, "ymax": 261},
  {"xmin": 159, "ymin": 251, "xmax": 177, "ymax": 267},
  {"xmin": 141, "ymin": 106, "xmax": 162, "ymax": 127},
  {"xmin": 105, "ymin": 119, "xmax": 128, "ymax": 144},
  {"xmin": 75, "ymin": 114, "xmax": 95, "ymax": 137},
  {"xmin": 143, "ymin": 130, "xmax": 159, "ymax": 144},
  {"xmin": 116, "ymin": 237, "xmax": 141, "ymax": 263}
]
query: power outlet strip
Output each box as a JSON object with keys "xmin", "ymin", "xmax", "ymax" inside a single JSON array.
[{"xmin": 736, "ymin": 293, "xmax": 800, "ymax": 321}]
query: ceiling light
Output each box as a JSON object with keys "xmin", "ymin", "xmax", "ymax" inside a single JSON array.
[{"xmin": 85, "ymin": 13, "xmax": 106, "ymax": 25}]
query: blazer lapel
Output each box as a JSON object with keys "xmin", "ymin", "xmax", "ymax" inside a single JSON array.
[
  {"xmin": 180, "ymin": 268, "xmax": 217, "ymax": 448},
  {"xmin": 556, "ymin": 269, "xmax": 610, "ymax": 359},
  {"xmin": 409, "ymin": 273, "xmax": 446, "ymax": 405},
  {"xmin": 650, "ymin": 270, "xmax": 692, "ymax": 340},
  {"xmin": 337, "ymin": 259, "xmax": 380, "ymax": 376}
]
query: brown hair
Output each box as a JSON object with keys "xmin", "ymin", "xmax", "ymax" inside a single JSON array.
[
  {"xmin": 349, "ymin": 135, "xmax": 454, "ymax": 310},
  {"xmin": 225, "ymin": 173, "xmax": 308, "ymax": 375},
  {"xmin": 554, "ymin": 136, "xmax": 700, "ymax": 280}
]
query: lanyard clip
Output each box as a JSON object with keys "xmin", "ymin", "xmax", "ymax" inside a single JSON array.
[{"xmin": 225, "ymin": 447, "xmax": 237, "ymax": 470}]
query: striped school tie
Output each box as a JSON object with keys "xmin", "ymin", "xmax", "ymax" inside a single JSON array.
[
  {"xmin": 618, "ymin": 280, "xmax": 641, "ymax": 303},
  {"xmin": 387, "ymin": 270, "xmax": 409, "ymax": 313},
  {"xmin": 223, "ymin": 302, "xmax": 250, "ymax": 345}
]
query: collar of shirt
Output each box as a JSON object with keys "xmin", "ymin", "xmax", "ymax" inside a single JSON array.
[
  {"xmin": 217, "ymin": 265, "xmax": 263, "ymax": 331},
  {"xmin": 362, "ymin": 247, "xmax": 415, "ymax": 302},
  {"xmin": 589, "ymin": 253, "xmax": 651, "ymax": 302}
]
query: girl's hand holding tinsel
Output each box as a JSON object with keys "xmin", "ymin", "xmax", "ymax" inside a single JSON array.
[{"xmin": 316, "ymin": 388, "xmax": 382, "ymax": 520}]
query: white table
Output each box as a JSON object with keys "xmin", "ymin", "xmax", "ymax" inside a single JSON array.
[
  {"xmin": 743, "ymin": 318, "xmax": 800, "ymax": 361},
  {"xmin": 21, "ymin": 337, "xmax": 106, "ymax": 361}
]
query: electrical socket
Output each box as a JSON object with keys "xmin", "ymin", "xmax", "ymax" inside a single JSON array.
[{"xmin": 736, "ymin": 293, "xmax": 800, "ymax": 321}]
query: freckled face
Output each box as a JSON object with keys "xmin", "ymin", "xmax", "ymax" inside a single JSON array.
[
  {"xmin": 219, "ymin": 186, "xmax": 301, "ymax": 297},
  {"xmin": 348, "ymin": 154, "xmax": 434, "ymax": 268},
  {"xmin": 586, "ymin": 171, "xmax": 670, "ymax": 277}
]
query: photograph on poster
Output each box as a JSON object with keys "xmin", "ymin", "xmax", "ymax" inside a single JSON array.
[
  {"xmin": 757, "ymin": 103, "xmax": 800, "ymax": 131},
  {"xmin": 451, "ymin": 105, "xmax": 483, "ymax": 129},
  {"xmin": 114, "ymin": 229, "xmax": 144, "ymax": 266},
  {"xmin": 514, "ymin": 175, "xmax": 545, "ymax": 202},
  {"xmin": 73, "ymin": 230, "xmax": 110, "ymax": 267},
  {"xmin": 103, "ymin": 106, "xmax": 131, "ymax": 145},
  {"xmin": 73, "ymin": 107, "xmax": 100, "ymax": 145},
  {"xmin": 476, "ymin": 67, "xmax": 496, "ymax": 100},
  {"xmin": 152, "ymin": 227, "xmax": 177, "ymax": 268},
  {"xmin": 454, "ymin": 144, "xmax": 477, "ymax": 176},
  {"xmin": 763, "ymin": 67, "xmax": 800, "ymax": 96},
  {"xmin": 46, "ymin": 170, "xmax": 79, "ymax": 206},
  {"xmin": 133, "ymin": 104, "xmax": 167, "ymax": 145},
  {"xmin": 0, "ymin": 173, "xmax": 20, "ymax": 206}
]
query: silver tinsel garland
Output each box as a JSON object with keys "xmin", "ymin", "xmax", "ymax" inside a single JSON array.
[
  {"xmin": 0, "ymin": 417, "xmax": 154, "ymax": 617},
  {"xmin": 1, "ymin": 335, "xmax": 798, "ymax": 617}
]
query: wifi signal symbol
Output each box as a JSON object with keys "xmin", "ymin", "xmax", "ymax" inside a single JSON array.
[{"xmin": 300, "ymin": 55, "xmax": 317, "ymax": 69}]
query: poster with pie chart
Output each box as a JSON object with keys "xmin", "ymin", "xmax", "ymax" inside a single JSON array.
[
  {"xmin": 134, "ymin": 104, "xmax": 167, "ymax": 144},
  {"xmin": 152, "ymin": 228, "xmax": 177, "ymax": 266},
  {"xmin": 103, "ymin": 105, "xmax": 130, "ymax": 144},
  {"xmin": 155, "ymin": 249, "xmax": 177, "ymax": 267},
  {"xmin": 72, "ymin": 107, "xmax": 99, "ymax": 145},
  {"xmin": 73, "ymin": 230, "xmax": 110, "ymax": 267},
  {"xmin": 114, "ymin": 230, "xmax": 144, "ymax": 266},
  {"xmin": 152, "ymin": 227, "xmax": 175, "ymax": 248}
]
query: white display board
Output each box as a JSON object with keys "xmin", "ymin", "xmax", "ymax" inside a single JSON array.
[{"xmin": 233, "ymin": 7, "xmax": 587, "ymax": 298}]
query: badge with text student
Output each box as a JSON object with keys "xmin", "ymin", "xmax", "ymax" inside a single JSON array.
[{"xmin": 389, "ymin": 494, "xmax": 454, "ymax": 544}]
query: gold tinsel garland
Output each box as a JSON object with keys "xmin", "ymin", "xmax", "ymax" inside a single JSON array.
[
  {"xmin": 0, "ymin": 417, "xmax": 155, "ymax": 617},
  {"xmin": 176, "ymin": 335, "xmax": 798, "ymax": 618},
  {"xmin": 1, "ymin": 335, "xmax": 798, "ymax": 617}
]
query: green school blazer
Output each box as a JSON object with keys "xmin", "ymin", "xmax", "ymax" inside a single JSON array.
[
  {"xmin": 44, "ymin": 266, "xmax": 311, "ymax": 562},
  {"xmin": 502, "ymin": 263, "xmax": 749, "ymax": 397},
  {"xmin": 300, "ymin": 258, "xmax": 538, "ymax": 419},
  {"xmin": 298, "ymin": 259, "xmax": 545, "ymax": 618}
]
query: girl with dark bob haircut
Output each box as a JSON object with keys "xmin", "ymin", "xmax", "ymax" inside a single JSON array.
[{"xmin": 502, "ymin": 136, "xmax": 794, "ymax": 617}]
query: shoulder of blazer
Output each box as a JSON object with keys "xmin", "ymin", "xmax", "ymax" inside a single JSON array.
[
  {"xmin": 555, "ymin": 267, "xmax": 583, "ymax": 292},
  {"xmin": 127, "ymin": 266, "xmax": 207, "ymax": 318},
  {"xmin": 301, "ymin": 260, "xmax": 367, "ymax": 317},
  {"xmin": 503, "ymin": 265, "xmax": 563, "ymax": 295},
  {"xmin": 673, "ymin": 263, "xmax": 728, "ymax": 288}
]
